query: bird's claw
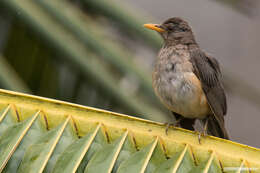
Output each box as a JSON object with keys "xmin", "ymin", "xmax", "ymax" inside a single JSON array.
[
  {"xmin": 198, "ymin": 118, "xmax": 209, "ymax": 144},
  {"xmin": 164, "ymin": 120, "xmax": 181, "ymax": 135},
  {"xmin": 197, "ymin": 130, "xmax": 207, "ymax": 144},
  {"xmin": 164, "ymin": 123, "xmax": 172, "ymax": 135}
]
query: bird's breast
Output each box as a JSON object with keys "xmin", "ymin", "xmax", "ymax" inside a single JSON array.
[{"xmin": 152, "ymin": 52, "xmax": 211, "ymax": 119}]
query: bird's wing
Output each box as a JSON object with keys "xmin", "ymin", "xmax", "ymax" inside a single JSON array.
[{"xmin": 189, "ymin": 48, "xmax": 228, "ymax": 138}]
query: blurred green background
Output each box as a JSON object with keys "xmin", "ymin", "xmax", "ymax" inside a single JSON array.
[{"xmin": 0, "ymin": 0, "xmax": 260, "ymax": 147}]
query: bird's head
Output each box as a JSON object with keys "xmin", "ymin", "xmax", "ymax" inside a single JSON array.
[{"xmin": 144, "ymin": 17, "xmax": 196, "ymax": 45}]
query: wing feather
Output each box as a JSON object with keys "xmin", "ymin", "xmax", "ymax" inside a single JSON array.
[{"xmin": 189, "ymin": 48, "xmax": 228, "ymax": 138}]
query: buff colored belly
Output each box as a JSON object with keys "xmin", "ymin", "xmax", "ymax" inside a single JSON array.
[{"xmin": 153, "ymin": 72, "xmax": 211, "ymax": 119}]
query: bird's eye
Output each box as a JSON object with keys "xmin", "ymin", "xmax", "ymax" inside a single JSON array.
[
  {"xmin": 164, "ymin": 23, "xmax": 175, "ymax": 30},
  {"xmin": 180, "ymin": 26, "xmax": 189, "ymax": 32}
]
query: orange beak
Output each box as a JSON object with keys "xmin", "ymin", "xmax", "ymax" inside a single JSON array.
[{"xmin": 143, "ymin": 23, "xmax": 165, "ymax": 33}]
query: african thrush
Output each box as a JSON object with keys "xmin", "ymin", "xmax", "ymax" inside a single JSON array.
[{"xmin": 144, "ymin": 17, "xmax": 229, "ymax": 139}]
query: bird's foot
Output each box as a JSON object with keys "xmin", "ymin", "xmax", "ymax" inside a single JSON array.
[
  {"xmin": 198, "ymin": 118, "xmax": 209, "ymax": 144},
  {"xmin": 197, "ymin": 130, "xmax": 207, "ymax": 144},
  {"xmin": 164, "ymin": 119, "xmax": 181, "ymax": 135}
]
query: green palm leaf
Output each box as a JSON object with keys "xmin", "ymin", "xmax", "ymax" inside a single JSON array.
[{"xmin": 0, "ymin": 89, "xmax": 259, "ymax": 173}]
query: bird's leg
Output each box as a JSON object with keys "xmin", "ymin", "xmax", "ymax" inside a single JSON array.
[
  {"xmin": 198, "ymin": 117, "xmax": 209, "ymax": 144},
  {"xmin": 164, "ymin": 116, "xmax": 183, "ymax": 135}
]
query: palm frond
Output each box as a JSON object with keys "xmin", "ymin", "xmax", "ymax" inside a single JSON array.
[{"xmin": 0, "ymin": 89, "xmax": 259, "ymax": 172}]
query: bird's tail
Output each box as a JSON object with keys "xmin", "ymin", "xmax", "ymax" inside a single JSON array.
[{"xmin": 203, "ymin": 116, "xmax": 229, "ymax": 140}]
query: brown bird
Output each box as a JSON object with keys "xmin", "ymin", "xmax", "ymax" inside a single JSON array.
[{"xmin": 144, "ymin": 17, "xmax": 229, "ymax": 140}]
